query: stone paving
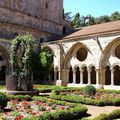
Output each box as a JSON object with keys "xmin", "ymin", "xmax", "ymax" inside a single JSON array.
[{"xmin": 85, "ymin": 105, "xmax": 120, "ymax": 119}]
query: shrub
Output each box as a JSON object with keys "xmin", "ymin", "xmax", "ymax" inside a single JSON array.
[
  {"xmin": 50, "ymin": 90, "xmax": 60, "ymax": 98},
  {"xmin": 112, "ymin": 98, "xmax": 120, "ymax": 106},
  {"xmin": 38, "ymin": 105, "xmax": 87, "ymax": 120},
  {"xmin": 7, "ymin": 95, "xmax": 31, "ymax": 101},
  {"xmin": 82, "ymin": 85, "xmax": 96, "ymax": 96},
  {"xmin": 92, "ymin": 113, "xmax": 107, "ymax": 120},
  {"xmin": 93, "ymin": 109, "xmax": 120, "ymax": 120},
  {"xmin": 0, "ymin": 92, "xmax": 8, "ymax": 109}
]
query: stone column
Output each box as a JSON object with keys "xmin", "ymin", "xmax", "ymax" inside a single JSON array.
[
  {"xmin": 61, "ymin": 69, "xmax": 69, "ymax": 85},
  {"xmin": 88, "ymin": 69, "xmax": 91, "ymax": 84},
  {"xmin": 80, "ymin": 69, "xmax": 84, "ymax": 84},
  {"xmin": 96, "ymin": 69, "xmax": 100, "ymax": 85},
  {"xmin": 73, "ymin": 69, "xmax": 76, "ymax": 84},
  {"xmin": 54, "ymin": 70, "xmax": 57, "ymax": 81},
  {"xmin": 58, "ymin": 69, "xmax": 61, "ymax": 80},
  {"xmin": 111, "ymin": 68, "xmax": 114, "ymax": 86}
]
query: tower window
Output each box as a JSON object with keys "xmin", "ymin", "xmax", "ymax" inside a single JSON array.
[
  {"xmin": 63, "ymin": 26, "xmax": 66, "ymax": 34},
  {"xmin": 46, "ymin": 3, "xmax": 48, "ymax": 9}
]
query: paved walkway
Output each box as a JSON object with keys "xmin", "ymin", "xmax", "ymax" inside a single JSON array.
[{"xmin": 84, "ymin": 105, "xmax": 120, "ymax": 119}]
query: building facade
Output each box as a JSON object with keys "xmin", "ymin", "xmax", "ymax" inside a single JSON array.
[
  {"xmin": 44, "ymin": 21, "xmax": 120, "ymax": 90},
  {"xmin": 0, "ymin": 0, "xmax": 72, "ymax": 83},
  {"xmin": 0, "ymin": 0, "xmax": 120, "ymax": 90}
]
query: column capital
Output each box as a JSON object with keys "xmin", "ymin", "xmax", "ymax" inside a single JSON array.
[
  {"xmin": 87, "ymin": 68, "xmax": 92, "ymax": 72},
  {"xmin": 110, "ymin": 68, "xmax": 115, "ymax": 72}
]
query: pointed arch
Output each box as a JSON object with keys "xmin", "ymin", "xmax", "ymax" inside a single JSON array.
[
  {"xmin": 62, "ymin": 42, "xmax": 93, "ymax": 69},
  {"xmin": 99, "ymin": 37, "xmax": 120, "ymax": 69}
]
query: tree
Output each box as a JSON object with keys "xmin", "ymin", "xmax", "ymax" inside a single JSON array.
[
  {"xmin": 111, "ymin": 11, "xmax": 120, "ymax": 21},
  {"xmin": 95, "ymin": 15, "xmax": 111, "ymax": 24},
  {"xmin": 86, "ymin": 15, "xmax": 96, "ymax": 26},
  {"xmin": 71, "ymin": 13, "xmax": 81, "ymax": 28},
  {"xmin": 64, "ymin": 12, "xmax": 73, "ymax": 22}
]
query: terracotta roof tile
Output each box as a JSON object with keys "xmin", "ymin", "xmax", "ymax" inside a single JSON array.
[{"xmin": 64, "ymin": 20, "xmax": 120, "ymax": 39}]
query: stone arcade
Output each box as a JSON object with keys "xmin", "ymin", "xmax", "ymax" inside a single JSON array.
[{"xmin": 0, "ymin": 0, "xmax": 120, "ymax": 90}]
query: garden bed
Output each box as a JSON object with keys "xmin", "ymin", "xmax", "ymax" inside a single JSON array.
[{"xmin": 0, "ymin": 95, "xmax": 87, "ymax": 120}]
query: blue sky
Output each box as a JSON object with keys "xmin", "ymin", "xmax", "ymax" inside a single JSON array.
[{"xmin": 64, "ymin": 0, "xmax": 120, "ymax": 17}]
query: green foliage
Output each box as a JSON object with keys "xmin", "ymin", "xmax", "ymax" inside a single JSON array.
[
  {"xmin": 82, "ymin": 85, "xmax": 96, "ymax": 96},
  {"xmin": 112, "ymin": 98, "xmax": 120, "ymax": 106},
  {"xmin": 70, "ymin": 11, "xmax": 120, "ymax": 28},
  {"xmin": 50, "ymin": 90, "xmax": 60, "ymax": 98},
  {"xmin": 0, "ymin": 92, "xmax": 8, "ymax": 109},
  {"xmin": 71, "ymin": 13, "xmax": 81, "ymax": 28},
  {"xmin": 7, "ymin": 95, "xmax": 31, "ymax": 101},
  {"xmin": 93, "ymin": 109, "xmax": 120, "ymax": 120},
  {"xmin": 10, "ymin": 33, "xmax": 35, "ymax": 90},
  {"xmin": 38, "ymin": 104, "xmax": 87, "ymax": 120},
  {"xmin": 40, "ymin": 49, "xmax": 53, "ymax": 76},
  {"xmin": 31, "ymin": 48, "xmax": 53, "ymax": 83}
]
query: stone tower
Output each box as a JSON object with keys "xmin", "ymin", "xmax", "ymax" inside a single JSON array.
[{"xmin": 0, "ymin": 0, "xmax": 71, "ymax": 41}]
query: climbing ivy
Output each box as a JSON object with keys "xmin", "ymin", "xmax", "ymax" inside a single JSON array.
[{"xmin": 10, "ymin": 34, "xmax": 35, "ymax": 90}]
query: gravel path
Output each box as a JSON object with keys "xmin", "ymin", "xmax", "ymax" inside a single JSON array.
[{"xmin": 84, "ymin": 105, "xmax": 120, "ymax": 119}]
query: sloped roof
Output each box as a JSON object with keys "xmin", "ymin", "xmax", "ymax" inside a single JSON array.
[{"xmin": 63, "ymin": 20, "xmax": 120, "ymax": 39}]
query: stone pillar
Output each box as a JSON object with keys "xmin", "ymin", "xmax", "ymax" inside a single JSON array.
[
  {"xmin": 96, "ymin": 69, "xmax": 100, "ymax": 86},
  {"xmin": 80, "ymin": 69, "xmax": 84, "ymax": 84},
  {"xmin": 58, "ymin": 69, "xmax": 62, "ymax": 80},
  {"xmin": 88, "ymin": 69, "xmax": 91, "ymax": 84},
  {"xmin": 101, "ymin": 69, "xmax": 106, "ymax": 86},
  {"xmin": 54, "ymin": 70, "xmax": 57, "ymax": 81},
  {"xmin": 73, "ymin": 69, "xmax": 76, "ymax": 84},
  {"xmin": 111, "ymin": 68, "xmax": 114, "ymax": 86},
  {"xmin": 61, "ymin": 69, "xmax": 69, "ymax": 85}
]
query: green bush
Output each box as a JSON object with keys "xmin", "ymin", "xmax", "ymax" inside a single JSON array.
[
  {"xmin": 93, "ymin": 109, "xmax": 120, "ymax": 120},
  {"xmin": 82, "ymin": 85, "xmax": 96, "ymax": 96},
  {"xmin": 0, "ymin": 92, "xmax": 8, "ymax": 109},
  {"xmin": 32, "ymin": 96, "xmax": 48, "ymax": 102},
  {"xmin": 38, "ymin": 105, "xmax": 87, "ymax": 120},
  {"xmin": 50, "ymin": 90, "xmax": 60, "ymax": 98},
  {"xmin": 92, "ymin": 113, "xmax": 107, "ymax": 120},
  {"xmin": 112, "ymin": 98, "xmax": 120, "ymax": 106},
  {"xmin": 7, "ymin": 95, "xmax": 31, "ymax": 101}
]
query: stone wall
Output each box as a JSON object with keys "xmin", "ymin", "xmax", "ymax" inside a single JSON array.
[{"xmin": 0, "ymin": 0, "xmax": 71, "ymax": 40}]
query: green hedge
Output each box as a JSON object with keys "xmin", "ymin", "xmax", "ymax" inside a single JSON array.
[
  {"xmin": 51, "ymin": 94, "xmax": 120, "ymax": 106},
  {"xmin": 93, "ymin": 109, "xmax": 120, "ymax": 120},
  {"xmin": 38, "ymin": 104, "xmax": 87, "ymax": 120},
  {"xmin": 0, "ymin": 92, "xmax": 8, "ymax": 109},
  {"xmin": 7, "ymin": 95, "xmax": 32, "ymax": 101}
]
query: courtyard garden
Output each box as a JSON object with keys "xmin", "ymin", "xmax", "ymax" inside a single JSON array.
[
  {"xmin": 0, "ymin": 34, "xmax": 120, "ymax": 120},
  {"xmin": 0, "ymin": 85, "xmax": 120, "ymax": 119}
]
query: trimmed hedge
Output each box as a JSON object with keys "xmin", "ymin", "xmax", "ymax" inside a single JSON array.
[
  {"xmin": 82, "ymin": 85, "xmax": 96, "ymax": 96},
  {"xmin": 93, "ymin": 109, "xmax": 120, "ymax": 120},
  {"xmin": 38, "ymin": 104, "xmax": 87, "ymax": 120},
  {"xmin": 51, "ymin": 94, "xmax": 120, "ymax": 106},
  {"xmin": 0, "ymin": 92, "xmax": 8, "ymax": 109},
  {"xmin": 7, "ymin": 95, "xmax": 32, "ymax": 101}
]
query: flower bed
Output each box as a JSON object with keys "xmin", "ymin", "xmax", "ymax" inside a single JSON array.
[
  {"xmin": 51, "ymin": 88, "xmax": 120, "ymax": 106},
  {"xmin": 0, "ymin": 96, "xmax": 87, "ymax": 120}
]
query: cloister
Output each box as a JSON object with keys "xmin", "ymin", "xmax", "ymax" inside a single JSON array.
[
  {"xmin": 0, "ymin": 21, "xmax": 120, "ymax": 90},
  {"xmin": 44, "ymin": 21, "xmax": 120, "ymax": 89}
]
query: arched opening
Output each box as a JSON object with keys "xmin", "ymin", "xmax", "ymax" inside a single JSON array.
[
  {"xmin": 91, "ymin": 66, "xmax": 96, "ymax": 84},
  {"xmin": 76, "ymin": 67, "xmax": 80, "ymax": 84},
  {"xmin": 105, "ymin": 66, "xmax": 111, "ymax": 85},
  {"xmin": 69, "ymin": 67, "xmax": 73, "ymax": 83},
  {"xmin": 83, "ymin": 66, "xmax": 88, "ymax": 84},
  {"xmin": 0, "ymin": 66, "xmax": 6, "ymax": 82},
  {"xmin": 50, "ymin": 67, "xmax": 54, "ymax": 81},
  {"xmin": 114, "ymin": 65, "xmax": 120, "ymax": 85},
  {"xmin": 63, "ymin": 26, "xmax": 66, "ymax": 34}
]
